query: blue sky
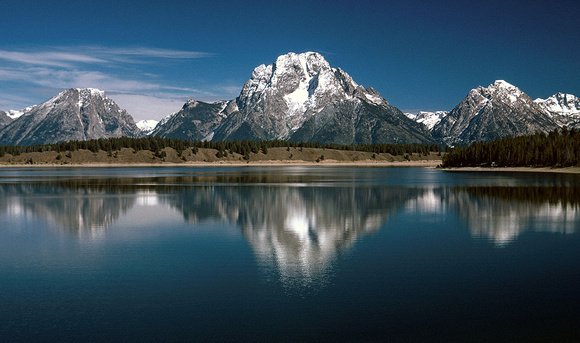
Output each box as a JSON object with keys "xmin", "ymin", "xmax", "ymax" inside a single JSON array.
[{"xmin": 1, "ymin": 0, "xmax": 579, "ymax": 121}]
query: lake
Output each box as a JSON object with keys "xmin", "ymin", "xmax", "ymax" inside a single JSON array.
[{"xmin": 1, "ymin": 166, "xmax": 579, "ymax": 341}]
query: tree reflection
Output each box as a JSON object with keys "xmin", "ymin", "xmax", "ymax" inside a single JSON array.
[
  {"xmin": 0, "ymin": 176, "xmax": 423, "ymax": 288},
  {"xmin": 449, "ymin": 186, "xmax": 580, "ymax": 246},
  {"xmin": 165, "ymin": 185, "xmax": 424, "ymax": 287},
  {"xmin": 2, "ymin": 172, "xmax": 580, "ymax": 286}
]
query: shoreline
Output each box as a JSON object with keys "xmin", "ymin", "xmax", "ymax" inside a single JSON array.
[
  {"xmin": 0, "ymin": 160, "xmax": 442, "ymax": 168},
  {"xmin": 442, "ymin": 166, "xmax": 580, "ymax": 174},
  {"xmin": 4, "ymin": 162, "xmax": 580, "ymax": 174}
]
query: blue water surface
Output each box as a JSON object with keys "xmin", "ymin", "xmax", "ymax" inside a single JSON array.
[{"xmin": 1, "ymin": 166, "xmax": 579, "ymax": 341}]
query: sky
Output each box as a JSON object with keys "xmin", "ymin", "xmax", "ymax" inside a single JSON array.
[{"xmin": 1, "ymin": 0, "xmax": 579, "ymax": 121}]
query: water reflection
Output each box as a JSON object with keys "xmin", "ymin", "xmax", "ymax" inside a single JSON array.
[
  {"xmin": 2, "ymin": 170, "xmax": 580, "ymax": 285},
  {"xmin": 450, "ymin": 186, "xmax": 580, "ymax": 246},
  {"xmin": 165, "ymin": 186, "xmax": 425, "ymax": 287},
  {"xmin": 0, "ymin": 183, "xmax": 135, "ymax": 238}
]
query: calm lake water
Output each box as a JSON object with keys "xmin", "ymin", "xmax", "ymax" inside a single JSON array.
[{"xmin": 1, "ymin": 166, "xmax": 579, "ymax": 341}]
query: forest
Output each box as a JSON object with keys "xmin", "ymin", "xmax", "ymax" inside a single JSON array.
[
  {"xmin": 0, "ymin": 136, "xmax": 442, "ymax": 160},
  {"xmin": 442, "ymin": 127, "xmax": 580, "ymax": 168}
]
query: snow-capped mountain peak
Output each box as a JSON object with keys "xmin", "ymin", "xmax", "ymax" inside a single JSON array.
[
  {"xmin": 485, "ymin": 80, "xmax": 525, "ymax": 103},
  {"xmin": 535, "ymin": 93, "xmax": 580, "ymax": 116},
  {"xmin": 0, "ymin": 88, "xmax": 140, "ymax": 146},
  {"xmin": 431, "ymin": 80, "xmax": 558, "ymax": 145},
  {"xmin": 76, "ymin": 88, "xmax": 105, "ymax": 97},
  {"xmin": 534, "ymin": 92, "xmax": 580, "ymax": 127},
  {"xmin": 74, "ymin": 88, "xmax": 107, "ymax": 108},
  {"xmin": 491, "ymin": 79, "xmax": 517, "ymax": 90},
  {"xmin": 232, "ymin": 51, "xmax": 391, "ymax": 140},
  {"xmin": 154, "ymin": 52, "xmax": 432, "ymax": 145},
  {"xmin": 273, "ymin": 52, "xmax": 331, "ymax": 81},
  {"xmin": 136, "ymin": 119, "xmax": 159, "ymax": 135},
  {"xmin": 404, "ymin": 111, "xmax": 449, "ymax": 130}
]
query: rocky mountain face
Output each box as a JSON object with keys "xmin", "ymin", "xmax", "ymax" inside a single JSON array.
[
  {"xmin": 151, "ymin": 100, "xmax": 232, "ymax": 140},
  {"xmin": 0, "ymin": 88, "xmax": 141, "ymax": 146},
  {"xmin": 431, "ymin": 80, "xmax": 559, "ymax": 145},
  {"xmin": 0, "ymin": 110, "xmax": 12, "ymax": 128},
  {"xmin": 156, "ymin": 52, "xmax": 434, "ymax": 144},
  {"xmin": 535, "ymin": 93, "xmax": 580, "ymax": 128}
]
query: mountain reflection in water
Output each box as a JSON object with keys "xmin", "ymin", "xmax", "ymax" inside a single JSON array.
[
  {"xmin": 1, "ymin": 171, "xmax": 580, "ymax": 285},
  {"xmin": 451, "ymin": 186, "xmax": 580, "ymax": 245},
  {"xmin": 167, "ymin": 185, "xmax": 424, "ymax": 287}
]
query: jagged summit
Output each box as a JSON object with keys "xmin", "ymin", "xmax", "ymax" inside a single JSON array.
[
  {"xmin": 0, "ymin": 88, "xmax": 141, "ymax": 146},
  {"xmin": 151, "ymin": 99, "xmax": 230, "ymax": 141},
  {"xmin": 75, "ymin": 87, "xmax": 106, "ymax": 97},
  {"xmin": 490, "ymin": 79, "xmax": 518, "ymax": 90},
  {"xmin": 431, "ymin": 80, "xmax": 558, "ymax": 145},
  {"xmin": 535, "ymin": 92, "xmax": 580, "ymax": 128},
  {"xmin": 237, "ymin": 52, "xmax": 381, "ymax": 112},
  {"xmin": 404, "ymin": 111, "xmax": 448, "ymax": 130},
  {"xmin": 218, "ymin": 51, "xmax": 395, "ymax": 142},
  {"xmin": 151, "ymin": 52, "xmax": 432, "ymax": 144},
  {"xmin": 136, "ymin": 119, "xmax": 159, "ymax": 135},
  {"xmin": 466, "ymin": 80, "xmax": 526, "ymax": 105},
  {"xmin": 535, "ymin": 92, "xmax": 580, "ymax": 115},
  {"xmin": 483, "ymin": 80, "xmax": 525, "ymax": 103}
]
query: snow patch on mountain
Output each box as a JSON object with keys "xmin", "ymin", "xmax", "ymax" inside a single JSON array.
[
  {"xmin": 284, "ymin": 81, "xmax": 311, "ymax": 118},
  {"xmin": 365, "ymin": 92, "xmax": 383, "ymax": 105},
  {"xmin": 535, "ymin": 93, "xmax": 580, "ymax": 127},
  {"xmin": 8, "ymin": 107, "xmax": 33, "ymax": 119},
  {"xmin": 431, "ymin": 80, "xmax": 558, "ymax": 145},
  {"xmin": 487, "ymin": 80, "xmax": 524, "ymax": 103},
  {"xmin": 404, "ymin": 111, "xmax": 448, "ymax": 130},
  {"xmin": 535, "ymin": 93, "xmax": 580, "ymax": 116},
  {"xmin": 136, "ymin": 120, "xmax": 159, "ymax": 135},
  {"xmin": 228, "ymin": 52, "xmax": 392, "ymax": 140},
  {"xmin": 152, "ymin": 52, "xmax": 432, "ymax": 144}
]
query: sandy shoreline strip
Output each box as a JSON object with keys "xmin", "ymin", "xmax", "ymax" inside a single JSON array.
[
  {"xmin": 443, "ymin": 166, "xmax": 580, "ymax": 174},
  {"xmin": 3, "ymin": 161, "xmax": 579, "ymax": 174},
  {"xmin": 0, "ymin": 160, "xmax": 442, "ymax": 168}
]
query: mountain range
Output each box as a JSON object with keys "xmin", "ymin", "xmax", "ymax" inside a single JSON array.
[
  {"xmin": 0, "ymin": 52, "xmax": 578, "ymax": 146},
  {"xmin": 0, "ymin": 88, "xmax": 140, "ymax": 146},
  {"xmin": 152, "ymin": 52, "xmax": 433, "ymax": 144},
  {"xmin": 431, "ymin": 80, "xmax": 561, "ymax": 145}
]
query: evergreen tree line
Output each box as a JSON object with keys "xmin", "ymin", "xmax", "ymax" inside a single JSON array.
[
  {"xmin": 442, "ymin": 127, "xmax": 580, "ymax": 168},
  {"xmin": 0, "ymin": 136, "xmax": 442, "ymax": 158}
]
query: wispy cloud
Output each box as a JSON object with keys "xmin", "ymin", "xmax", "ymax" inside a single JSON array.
[
  {"xmin": 0, "ymin": 66, "xmax": 160, "ymax": 92},
  {"xmin": 0, "ymin": 92, "xmax": 36, "ymax": 113},
  {"xmin": 107, "ymin": 93, "xmax": 189, "ymax": 120},
  {"xmin": 0, "ymin": 50, "xmax": 105, "ymax": 68},
  {"xmin": 0, "ymin": 46, "xmax": 212, "ymax": 67},
  {"xmin": 0, "ymin": 45, "xmax": 227, "ymax": 120},
  {"xmin": 85, "ymin": 46, "xmax": 214, "ymax": 60}
]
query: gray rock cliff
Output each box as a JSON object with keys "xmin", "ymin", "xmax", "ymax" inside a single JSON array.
[
  {"xmin": 155, "ymin": 52, "xmax": 434, "ymax": 144},
  {"xmin": 0, "ymin": 88, "xmax": 141, "ymax": 146},
  {"xmin": 431, "ymin": 80, "xmax": 558, "ymax": 145},
  {"xmin": 535, "ymin": 93, "xmax": 580, "ymax": 128},
  {"xmin": 0, "ymin": 110, "xmax": 13, "ymax": 129}
]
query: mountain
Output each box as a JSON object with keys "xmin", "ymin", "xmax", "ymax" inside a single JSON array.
[
  {"xmin": 155, "ymin": 52, "xmax": 434, "ymax": 145},
  {"xmin": 0, "ymin": 110, "xmax": 12, "ymax": 128},
  {"xmin": 0, "ymin": 88, "xmax": 141, "ymax": 146},
  {"xmin": 136, "ymin": 119, "xmax": 159, "ymax": 136},
  {"xmin": 404, "ymin": 111, "xmax": 448, "ymax": 130},
  {"xmin": 150, "ymin": 100, "xmax": 232, "ymax": 140},
  {"xmin": 535, "ymin": 93, "xmax": 580, "ymax": 128},
  {"xmin": 431, "ymin": 80, "xmax": 558, "ymax": 145}
]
